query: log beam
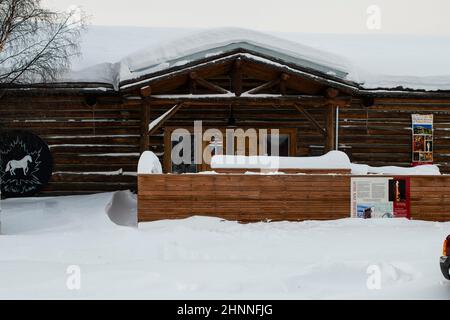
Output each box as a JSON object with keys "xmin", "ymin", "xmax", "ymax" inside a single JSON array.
[
  {"xmin": 293, "ymin": 104, "xmax": 326, "ymax": 137},
  {"xmin": 244, "ymin": 73, "xmax": 290, "ymax": 95},
  {"xmin": 280, "ymin": 73, "xmax": 290, "ymax": 95},
  {"xmin": 244, "ymin": 78, "xmax": 281, "ymax": 95},
  {"xmin": 148, "ymin": 94, "xmax": 352, "ymax": 107},
  {"xmin": 190, "ymin": 72, "xmax": 230, "ymax": 94},
  {"xmin": 325, "ymin": 104, "xmax": 336, "ymax": 152},
  {"xmin": 231, "ymin": 58, "xmax": 243, "ymax": 96},
  {"xmin": 140, "ymin": 85, "xmax": 152, "ymax": 98},
  {"xmin": 140, "ymin": 99, "xmax": 151, "ymax": 153},
  {"xmin": 325, "ymin": 87, "xmax": 339, "ymax": 99},
  {"xmin": 148, "ymin": 103, "xmax": 184, "ymax": 136}
]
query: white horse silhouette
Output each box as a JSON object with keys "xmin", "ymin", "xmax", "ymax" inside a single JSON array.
[{"xmin": 5, "ymin": 155, "xmax": 33, "ymax": 176}]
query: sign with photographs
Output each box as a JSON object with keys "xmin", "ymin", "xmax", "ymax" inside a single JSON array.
[
  {"xmin": 351, "ymin": 177, "xmax": 410, "ymax": 219},
  {"xmin": 412, "ymin": 114, "xmax": 433, "ymax": 165},
  {"xmin": 0, "ymin": 130, "xmax": 53, "ymax": 198}
]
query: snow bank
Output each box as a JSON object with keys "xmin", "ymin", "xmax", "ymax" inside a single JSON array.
[
  {"xmin": 138, "ymin": 151, "xmax": 163, "ymax": 174},
  {"xmin": 211, "ymin": 151, "xmax": 351, "ymax": 170},
  {"xmin": 105, "ymin": 191, "xmax": 138, "ymax": 227},
  {"xmin": 1, "ymin": 192, "xmax": 450, "ymax": 299},
  {"xmin": 351, "ymin": 163, "xmax": 441, "ymax": 175}
]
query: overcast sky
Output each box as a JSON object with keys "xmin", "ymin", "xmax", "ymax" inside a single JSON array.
[{"xmin": 42, "ymin": 0, "xmax": 450, "ymax": 35}]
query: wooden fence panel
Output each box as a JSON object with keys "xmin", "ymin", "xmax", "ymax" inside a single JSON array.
[
  {"xmin": 138, "ymin": 174, "xmax": 351, "ymax": 222},
  {"xmin": 139, "ymin": 174, "xmax": 450, "ymax": 222},
  {"xmin": 410, "ymin": 176, "xmax": 450, "ymax": 221}
]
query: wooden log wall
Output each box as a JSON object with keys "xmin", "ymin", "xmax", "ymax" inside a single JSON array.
[
  {"xmin": 148, "ymin": 102, "xmax": 329, "ymax": 166},
  {"xmin": 151, "ymin": 98, "xmax": 450, "ymax": 175},
  {"xmin": 0, "ymin": 94, "xmax": 141, "ymax": 196},
  {"xmin": 340, "ymin": 98, "xmax": 450, "ymax": 174},
  {"xmin": 3, "ymin": 93, "xmax": 450, "ymax": 196},
  {"xmin": 138, "ymin": 174, "xmax": 351, "ymax": 222}
]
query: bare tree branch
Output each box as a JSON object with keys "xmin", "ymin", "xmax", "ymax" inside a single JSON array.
[{"xmin": 0, "ymin": 0, "xmax": 88, "ymax": 86}]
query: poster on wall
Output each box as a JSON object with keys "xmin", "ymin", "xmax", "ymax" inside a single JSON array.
[
  {"xmin": 351, "ymin": 177, "xmax": 410, "ymax": 219},
  {"xmin": 412, "ymin": 114, "xmax": 433, "ymax": 165}
]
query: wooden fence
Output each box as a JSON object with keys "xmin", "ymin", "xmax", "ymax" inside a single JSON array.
[
  {"xmin": 138, "ymin": 174, "xmax": 450, "ymax": 222},
  {"xmin": 138, "ymin": 174, "xmax": 351, "ymax": 222}
]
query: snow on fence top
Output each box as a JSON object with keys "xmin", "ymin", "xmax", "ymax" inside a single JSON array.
[
  {"xmin": 137, "ymin": 150, "xmax": 441, "ymax": 175},
  {"xmin": 211, "ymin": 151, "xmax": 351, "ymax": 170},
  {"xmin": 61, "ymin": 27, "xmax": 450, "ymax": 92},
  {"xmin": 209, "ymin": 151, "xmax": 441, "ymax": 175},
  {"xmin": 350, "ymin": 163, "xmax": 441, "ymax": 176}
]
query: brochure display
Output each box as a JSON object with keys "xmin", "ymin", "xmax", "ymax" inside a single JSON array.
[
  {"xmin": 351, "ymin": 177, "xmax": 410, "ymax": 219},
  {"xmin": 412, "ymin": 114, "xmax": 433, "ymax": 165}
]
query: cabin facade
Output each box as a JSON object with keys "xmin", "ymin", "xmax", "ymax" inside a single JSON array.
[{"xmin": 1, "ymin": 29, "xmax": 450, "ymax": 221}]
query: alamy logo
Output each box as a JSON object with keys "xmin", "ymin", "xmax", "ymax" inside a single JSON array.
[
  {"xmin": 366, "ymin": 5, "xmax": 382, "ymax": 30},
  {"xmin": 366, "ymin": 265, "xmax": 382, "ymax": 290},
  {"xmin": 66, "ymin": 265, "xmax": 81, "ymax": 290}
]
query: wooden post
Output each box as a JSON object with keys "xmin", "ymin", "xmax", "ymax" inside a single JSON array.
[
  {"xmin": 232, "ymin": 58, "xmax": 242, "ymax": 96},
  {"xmin": 140, "ymin": 99, "xmax": 150, "ymax": 153},
  {"xmin": 325, "ymin": 104, "xmax": 336, "ymax": 152},
  {"xmin": 280, "ymin": 73, "xmax": 289, "ymax": 95}
]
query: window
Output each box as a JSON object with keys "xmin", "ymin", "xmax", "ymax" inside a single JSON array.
[{"xmin": 265, "ymin": 133, "xmax": 291, "ymax": 157}]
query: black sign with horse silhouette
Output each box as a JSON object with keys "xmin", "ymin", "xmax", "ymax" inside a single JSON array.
[{"xmin": 0, "ymin": 130, "xmax": 53, "ymax": 198}]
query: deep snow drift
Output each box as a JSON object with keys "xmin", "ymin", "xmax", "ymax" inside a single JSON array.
[{"xmin": 0, "ymin": 192, "xmax": 449, "ymax": 299}]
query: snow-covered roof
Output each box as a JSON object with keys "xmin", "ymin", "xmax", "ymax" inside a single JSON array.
[
  {"xmin": 59, "ymin": 26, "xmax": 450, "ymax": 93},
  {"xmin": 119, "ymin": 28, "xmax": 353, "ymax": 83},
  {"xmin": 62, "ymin": 27, "xmax": 356, "ymax": 91}
]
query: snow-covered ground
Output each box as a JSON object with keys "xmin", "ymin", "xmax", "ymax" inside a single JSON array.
[{"xmin": 0, "ymin": 191, "xmax": 449, "ymax": 299}]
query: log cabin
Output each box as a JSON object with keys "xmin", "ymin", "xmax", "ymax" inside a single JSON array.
[{"xmin": 1, "ymin": 28, "xmax": 450, "ymax": 221}]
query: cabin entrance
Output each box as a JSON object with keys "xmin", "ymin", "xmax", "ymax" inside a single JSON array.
[{"xmin": 164, "ymin": 127, "xmax": 297, "ymax": 173}]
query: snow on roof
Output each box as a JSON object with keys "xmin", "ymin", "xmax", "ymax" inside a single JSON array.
[
  {"xmin": 119, "ymin": 27, "xmax": 353, "ymax": 83},
  {"xmin": 62, "ymin": 26, "xmax": 450, "ymax": 93}
]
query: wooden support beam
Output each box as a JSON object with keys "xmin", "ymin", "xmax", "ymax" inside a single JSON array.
[
  {"xmin": 140, "ymin": 85, "xmax": 152, "ymax": 98},
  {"xmin": 325, "ymin": 87, "xmax": 340, "ymax": 99},
  {"xmin": 232, "ymin": 58, "xmax": 243, "ymax": 96},
  {"xmin": 140, "ymin": 100, "xmax": 151, "ymax": 153},
  {"xmin": 148, "ymin": 103, "xmax": 184, "ymax": 136},
  {"xmin": 190, "ymin": 72, "xmax": 230, "ymax": 94},
  {"xmin": 188, "ymin": 76, "xmax": 197, "ymax": 94},
  {"xmin": 293, "ymin": 104, "xmax": 326, "ymax": 137},
  {"xmin": 280, "ymin": 73, "xmax": 290, "ymax": 95},
  {"xmin": 325, "ymin": 104, "xmax": 336, "ymax": 152},
  {"xmin": 148, "ymin": 94, "xmax": 352, "ymax": 107},
  {"xmin": 244, "ymin": 78, "xmax": 280, "ymax": 95},
  {"xmin": 244, "ymin": 73, "xmax": 290, "ymax": 95}
]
